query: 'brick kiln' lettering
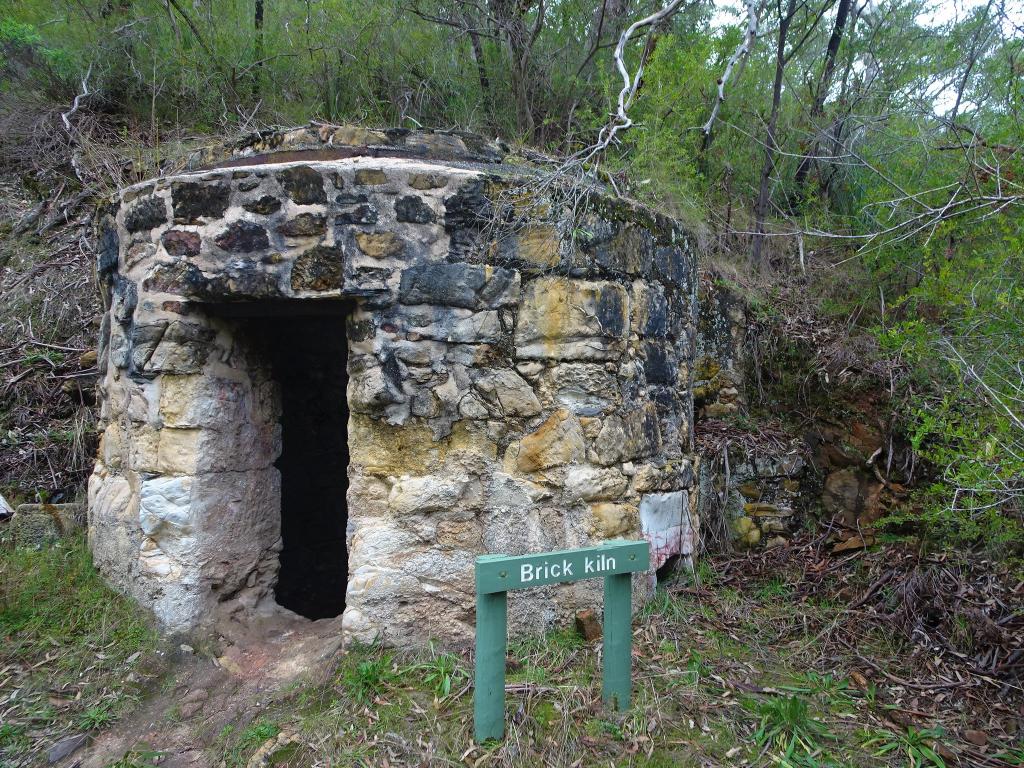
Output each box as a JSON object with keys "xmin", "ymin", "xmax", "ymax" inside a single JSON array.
[{"xmin": 519, "ymin": 553, "xmax": 618, "ymax": 584}]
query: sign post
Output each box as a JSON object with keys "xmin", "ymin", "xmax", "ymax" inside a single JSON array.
[{"xmin": 473, "ymin": 539, "xmax": 650, "ymax": 742}]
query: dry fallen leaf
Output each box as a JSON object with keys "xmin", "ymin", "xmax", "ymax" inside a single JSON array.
[
  {"xmin": 849, "ymin": 670, "xmax": 869, "ymax": 690},
  {"xmin": 963, "ymin": 729, "xmax": 988, "ymax": 746},
  {"xmin": 832, "ymin": 534, "xmax": 876, "ymax": 553}
]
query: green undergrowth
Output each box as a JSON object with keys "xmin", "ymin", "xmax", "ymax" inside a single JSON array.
[
  {"xmin": 0, "ymin": 535, "xmax": 160, "ymax": 767},
  {"xmin": 10, "ymin": 539, "xmax": 1013, "ymax": 767},
  {"xmin": 197, "ymin": 567, "xmax": 1014, "ymax": 768}
]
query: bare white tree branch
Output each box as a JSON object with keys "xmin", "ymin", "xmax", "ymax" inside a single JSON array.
[
  {"xmin": 942, "ymin": 339, "xmax": 1024, "ymax": 434},
  {"xmin": 701, "ymin": 0, "xmax": 760, "ymax": 144},
  {"xmin": 61, "ymin": 64, "xmax": 93, "ymax": 133},
  {"xmin": 508, "ymin": 0, "xmax": 694, "ymax": 209},
  {"xmin": 587, "ymin": 0, "xmax": 688, "ymax": 162}
]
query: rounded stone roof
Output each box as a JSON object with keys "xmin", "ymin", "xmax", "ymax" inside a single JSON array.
[{"xmin": 187, "ymin": 124, "xmax": 507, "ymax": 172}]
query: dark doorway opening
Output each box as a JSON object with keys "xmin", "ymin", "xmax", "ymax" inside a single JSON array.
[{"xmin": 245, "ymin": 305, "xmax": 350, "ymax": 620}]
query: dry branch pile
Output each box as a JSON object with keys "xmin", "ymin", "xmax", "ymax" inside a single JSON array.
[
  {"xmin": 0, "ymin": 79, "xmax": 208, "ymax": 501},
  {"xmin": 716, "ymin": 534, "xmax": 1024, "ymax": 690},
  {"xmin": 0, "ymin": 174, "xmax": 99, "ymax": 502}
]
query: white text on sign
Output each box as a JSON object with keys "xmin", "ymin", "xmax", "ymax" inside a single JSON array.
[{"xmin": 519, "ymin": 553, "xmax": 619, "ymax": 584}]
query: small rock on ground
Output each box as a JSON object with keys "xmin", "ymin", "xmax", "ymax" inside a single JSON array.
[
  {"xmin": 48, "ymin": 733, "xmax": 88, "ymax": 763},
  {"xmin": 575, "ymin": 609, "xmax": 602, "ymax": 642}
]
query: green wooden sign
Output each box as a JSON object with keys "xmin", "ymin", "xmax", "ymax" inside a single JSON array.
[{"xmin": 473, "ymin": 539, "xmax": 650, "ymax": 742}]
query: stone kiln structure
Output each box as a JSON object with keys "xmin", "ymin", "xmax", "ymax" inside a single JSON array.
[{"xmin": 88, "ymin": 125, "xmax": 699, "ymax": 643}]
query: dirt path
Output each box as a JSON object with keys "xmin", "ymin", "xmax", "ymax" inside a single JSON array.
[{"xmin": 70, "ymin": 614, "xmax": 344, "ymax": 768}]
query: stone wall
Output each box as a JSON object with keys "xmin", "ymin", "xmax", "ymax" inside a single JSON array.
[
  {"xmin": 88, "ymin": 125, "xmax": 699, "ymax": 643},
  {"xmin": 694, "ymin": 273, "xmax": 747, "ymax": 419},
  {"xmin": 1, "ymin": 502, "xmax": 84, "ymax": 548},
  {"xmin": 693, "ymin": 274, "xmax": 805, "ymax": 549},
  {"xmin": 697, "ymin": 441, "xmax": 806, "ymax": 550}
]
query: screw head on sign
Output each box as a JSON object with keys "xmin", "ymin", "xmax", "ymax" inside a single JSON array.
[
  {"xmin": 629, "ymin": 553, "xmax": 636, "ymax": 561},
  {"xmin": 499, "ymin": 570, "xmax": 507, "ymax": 578}
]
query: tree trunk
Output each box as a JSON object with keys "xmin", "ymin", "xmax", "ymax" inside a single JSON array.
[
  {"xmin": 463, "ymin": 15, "xmax": 495, "ymax": 131},
  {"xmin": 490, "ymin": 0, "xmax": 539, "ymax": 141},
  {"xmin": 751, "ymin": 0, "xmax": 795, "ymax": 270},
  {"xmin": 949, "ymin": 0, "xmax": 994, "ymax": 124},
  {"xmin": 792, "ymin": 0, "xmax": 851, "ymax": 198},
  {"xmin": 253, "ymin": 0, "xmax": 265, "ymax": 99}
]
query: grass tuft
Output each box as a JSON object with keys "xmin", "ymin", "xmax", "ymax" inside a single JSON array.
[
  {"xmin": 753, "ymin": 695, "xmax": 836, "ymax": 760},
  {"xmin": 0, "ymin": 535, "xmax": 158, "ymax": 765},
  {"xmin": 338, "ymin": 647, "xmax": 398, "ymax": 704},
  {"xmin": 413, "ymin": 643, "xmax": 469, "ymax": 698},
  {"xmin": 863, "ymin": 726, "xmax": 948, "ymax": 768}
]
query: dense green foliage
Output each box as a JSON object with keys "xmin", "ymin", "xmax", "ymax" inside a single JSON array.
[
  {"xmin": 876, "ymin": 218, "xmax": 1024, "ymax": 560},
  {"xmin": 1, "ymin": 0, "xmax": 627, "ymax": 142},
  {"xmin": 1, "ymin": 0, "xmax": 1021, "ymax": 558}
]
